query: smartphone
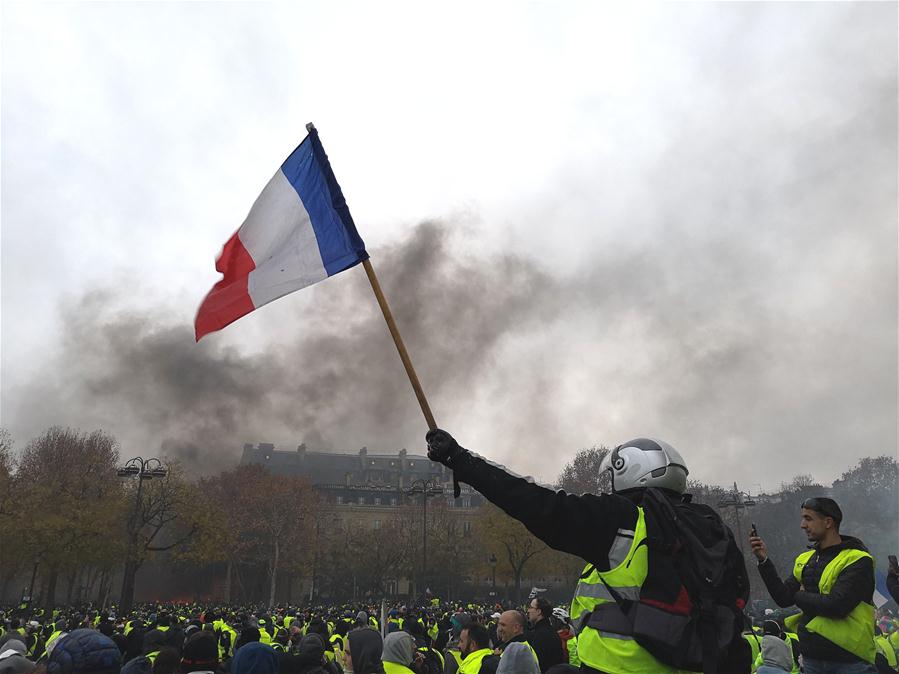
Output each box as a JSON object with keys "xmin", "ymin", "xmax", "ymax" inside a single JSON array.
[{"xmin": 750, "ymin": 522, "xmax": 758, "ymax": 537}]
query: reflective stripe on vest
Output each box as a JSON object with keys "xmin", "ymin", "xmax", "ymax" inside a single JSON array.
[
  {"xmin": 784, "ymin": 548, "xmax": 876, "ymax": 664},
  {"xmin": 569, "ymin": 506, "xmax": 688, "ymax": 674},
  {"xmin": 458, "ymin": 648, "xmax": 493, "ymax": 674}
]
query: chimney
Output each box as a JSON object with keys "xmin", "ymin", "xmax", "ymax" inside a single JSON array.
[
  {"xmin": 297, "ymin": 443, "xmax": 307, "ymax": 454},
  {"xmin": 398, "ymin": 448, "xmax": 407, "ymax": 457},
  {"xmin": 359, "ymin": 446, "xmax": 367, "ymax": 456}
]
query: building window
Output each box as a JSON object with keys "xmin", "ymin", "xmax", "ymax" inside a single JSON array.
[
  {"xmin": 390, "ymin": 497, "xmax": 397, "ymax": 506},
  {"xmin": 374, "ymin": 520, "xmax": 381, "ymax": 530},
  {"xmin": 336, "ymin": 496, "xmax": 343, "ymax": 505},
  {"xmin": 358, "ymin": 496, "xmax": 364, "ymax": 505},
  {"xmin": 463, "ymin": 521, "xmax": 472, "ymax": 536},
  {"xmin": 374, "ymin": 497, "xmax": 381, "ymax": 506}
]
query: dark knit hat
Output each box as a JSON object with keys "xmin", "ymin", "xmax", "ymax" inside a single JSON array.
[
  {"xmin": 47, "ymin": 629, "xmax": 121, "ymax": 674},
  {"xmin": 182, "ymin": 631, "xmax": 218, "ymax": 669}
]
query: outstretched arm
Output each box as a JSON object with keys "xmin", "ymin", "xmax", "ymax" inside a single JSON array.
[{"xmin": 427, "ymin": 429, "xmax": 638, "ymax": 568}]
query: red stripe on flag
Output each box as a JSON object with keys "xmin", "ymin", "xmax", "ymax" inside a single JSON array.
[{"xmin": 194, "ymin": 232, "xmax": 257, "ymax": 341}]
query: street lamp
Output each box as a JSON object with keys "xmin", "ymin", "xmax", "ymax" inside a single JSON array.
[
  {"xmin": 488, "ymin": 553, "xmax": 497, "ymax": 594},
  {"xmin": 406, "ymin": 478, "xmax": 444, "ymax": 602},
  {"xmin": 117, "ymin": 456, "xmax": 168, "ymax": 614},
  {"xmin": 717, "ymin": 482, "xmax": 756, "ymax": 555}
]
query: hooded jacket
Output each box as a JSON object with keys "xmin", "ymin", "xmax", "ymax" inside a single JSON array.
[
  {"xmin": 495, "ymin": 643, "xmax": 539, "ymax": 674},
  {"xmin": 347, "ymin": 629, "xmax": 385, "ymax": 674},
  {"xmin": 758, "ymin": 535, "xmax": 874, "ymax": 663},
  {"xmin": 759, "ymin": 635, "xmax": 793, "ymax": 672},
  {"xmin": 381, "ymin": 632, "xmax": 414, "ymax": 673}
]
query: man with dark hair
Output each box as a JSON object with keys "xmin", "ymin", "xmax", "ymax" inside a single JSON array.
[
  {"xmin": 750, "ymin": 497, "xmax": 877, "ymax": 674},
  {"xmin": 525, "ymin": 599, "xmax": 563, "ymax": 673},
  {"xmin": 458, "ymin": 626, "xmax": 497, "ymax": 674}
]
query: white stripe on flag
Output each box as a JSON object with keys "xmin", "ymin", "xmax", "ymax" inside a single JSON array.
[{"xmin": 241, "ymin": 169, "xmax": 328, "ymax": 308}]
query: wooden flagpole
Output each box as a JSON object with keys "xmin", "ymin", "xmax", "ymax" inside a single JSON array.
[{"xmin": 362, "ymin": 258, "xmax": 436, "ymax": 431}]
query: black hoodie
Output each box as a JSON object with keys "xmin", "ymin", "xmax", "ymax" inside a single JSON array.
[
  {"xmin": 758, "ymin": 535, "xmax": 874, "ymax": 663},
  {"xmin": 347, "ymin": 629, "xmax": 384, "ymax": 674}
]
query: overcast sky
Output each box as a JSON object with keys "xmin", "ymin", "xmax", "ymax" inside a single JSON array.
[{"xmin": 1, "ymin": 2, "xmax": 896, "ymax": 492}]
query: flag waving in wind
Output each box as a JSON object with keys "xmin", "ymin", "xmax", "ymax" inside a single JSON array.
[{"xmin": 195, "ymin": 125, "xmax": 368, "ymax": 340}]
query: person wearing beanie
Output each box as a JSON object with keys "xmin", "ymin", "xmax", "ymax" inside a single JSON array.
[
  {"xmin": 181, "ymin": 631, "xmax": 219, "ymax": 674},
  {"xmin": 231, "ymin": 642, "xmax": 279, "ymax": 674},
  {"xmin": 46, "ymin": 629, "xmax": 121, "ymax": 674}
]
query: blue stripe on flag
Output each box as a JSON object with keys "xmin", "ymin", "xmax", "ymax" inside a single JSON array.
[{"xmin": 280, "ymin": 128, "xmax": 368, "ymax": 276}]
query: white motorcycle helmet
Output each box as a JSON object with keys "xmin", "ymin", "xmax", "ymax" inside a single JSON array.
[{"xmin": 600, "ymin": 437, "xmax": 689, "ymax": 494}]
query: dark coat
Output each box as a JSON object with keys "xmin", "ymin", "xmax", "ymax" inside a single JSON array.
[{"xmin": 526, "ymin": 619, "xmax": 563, "ymax": 673}]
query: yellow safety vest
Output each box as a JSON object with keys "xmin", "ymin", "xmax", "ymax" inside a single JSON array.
[
  {"xmin": 499, "ymin": 639, "xmax": 539, "ymax": 665},
  {"xmin": 383, "ymin": 662, "xmax": 415, "ymax": 674},
  {"xmin": 458, "ymin": 648, "xmax": 494, "ymax": 674},
  {"xmin": 784, "ymin": 548, "xmax": 876, "ymax": 664},
  {"xmin": 783, "ymin": 632, "xmax": 800, "ymax": 674},
  {"xmin": 569, "ymin": 507, "xmax": 689, "ymax": 674},
  {"xmin": 743, "ymin": 632, "xmax": 761, "ymax": 673},
  {"xmin": 876, "ymin": 635, "xmax": 897, "ymax": 668}
]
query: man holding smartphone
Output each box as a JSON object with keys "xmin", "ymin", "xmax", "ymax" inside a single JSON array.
[{"xmin": 749, "ymin": 497, "xmax": 877, "ymax": 674}]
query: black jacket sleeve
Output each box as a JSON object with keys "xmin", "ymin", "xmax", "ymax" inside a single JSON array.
[
  {"xmin": 887, "ymin": 571, "xmax": 899, "ymax": 604},
  {"xmin": 757, "ymin": 557, "xmax": 801, "ymax": 608},
  {"xmin": 451, "ymin": 451, "xmax": 639, "ymax": 569},
  {"xmin": 794, "ymin": 556, "xmax": 874, "ymax": 619}
]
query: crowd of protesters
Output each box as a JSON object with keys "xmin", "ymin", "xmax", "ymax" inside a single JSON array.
[
  {"xmin": 2, "ymin": 431, "xmax": 898, "ymax": 674},
  {"xmin": 1, "ymin": 594, "xmax": 899, "ymax": 674}
]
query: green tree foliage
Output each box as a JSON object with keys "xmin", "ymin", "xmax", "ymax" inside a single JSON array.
[{"xmin": 16, "ymin": 427, "xmax": 124, "ymax": 608}]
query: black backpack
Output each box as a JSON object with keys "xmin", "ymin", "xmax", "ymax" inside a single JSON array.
[{"xmin": 600, "ymin": 488, "xmax": 749, "ymax": 674}]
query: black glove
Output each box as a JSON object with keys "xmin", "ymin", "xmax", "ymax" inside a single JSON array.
[{"xmin": 426, "ymin": 429, "xmax": 466, "ymax": 468}]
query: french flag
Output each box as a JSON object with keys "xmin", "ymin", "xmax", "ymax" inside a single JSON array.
[{"xmin": 195, "ymin": 125, "xmax": 368, "ymax": 341}]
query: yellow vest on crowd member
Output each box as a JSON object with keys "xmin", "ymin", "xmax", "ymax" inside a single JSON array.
[
  {"xmin": 420, "ymin": 646, "xmax": 444, "ymax": 670},
  {"xmin": 566, "ymin": 632, "xmax": 580, "ymax": 667},
  {"xmin": 783, "ymin": 632, "xmax": 800, "ymax": 674},
  {"xmin": 500, "ymin": 639, "xmax": 538, "ymax": 665},
  {"xmin": 258, "ymin": 627, "xmax": 272, "ymax": 645},
  {"xmin": 383, "ymin": 662, "xmax": 415, "ymax": 674},
  {"xmin": 743, "ymin": 632, "xmax": 761, "ymax": 673},
  {"xmin": 876, "ymin": 635, "xmax": 898, "ymax": 669},
  {"xmin": 570, "ymin": 507, "xmax": 690, "ymax": 674},
  {"xmin": 329, "ymin": 633, "xmax": 345, "ymax": 659},
  {"xmin": 784, "ymin": 548, "xmax": 876, "ymax": 664},
  {"xmin": 447, "ymin": 649, "xmax": 463, "ymax": 669},
  {"xmin": 458, "ymin": 648, "xmax": 493, "ymax": 674},
  {"xmin": 42, "ymin": 630, "xmax": 65, "ymax": 659}
]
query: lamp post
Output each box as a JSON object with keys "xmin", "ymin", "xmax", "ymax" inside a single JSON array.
[
  {"xmin": 488, "ymin": 553, "xmax": 497, "ymax": 595},
  {"xmin": 406, "ymin": 478, "xmax": 444, "ymax": 601},
  {"xmin": 117, "ymin": 457, "xmax": 167, "ymax": 615},
  {"xmin": 717, "ymin": 482, "xmax": 756, "ymax": 556}
]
